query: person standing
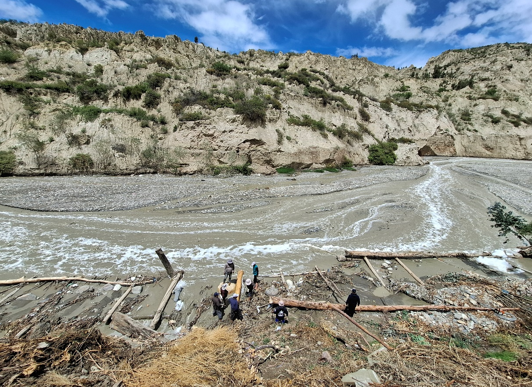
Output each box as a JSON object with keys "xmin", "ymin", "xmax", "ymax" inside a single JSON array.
[
  {"xmin": 273, "ymin": 300, "xmax": 288, "ymax": 323},
  {"xmin": 245, "ymin": 278, "xmax": 254, "ymax": 299},
  {"xmin": 252, "ymin": 262, "xmax": 259, "ymax": 289},
  {"xmin": 220, "ymin": 283, "xmax": 229, "ymax": 305},
  {"xmin": 345, "ymin": 288, "xmax": 361, "ymax": 317},
  {"xmin": 224, "ymin": 259, "xmax": 235, "ymax": 283},
  {"xmin": 229, "ymin": 293, "xmax": 243, "ymax": 321},
  {"xmin": 211, "ymin": 292, "xmax": 224, "ymax": 320}
]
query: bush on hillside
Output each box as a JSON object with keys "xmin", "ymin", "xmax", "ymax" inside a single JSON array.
[
  {"xmin": 69, "ymin": 153, "xmax": 94, "ymax": 172},
  {"xmin": 234, "ymin": 96, "xmax": 267, "ymax": 123},
  {"xmin": 368, "ymin": 141, "xmax": 398, "ymax": 165},
  {"xmin": 0, "ymin": 151, "xmax": 17, "ymax": 176}
]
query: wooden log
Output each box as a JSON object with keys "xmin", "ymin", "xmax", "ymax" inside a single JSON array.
[
  {"xmin": 395, "ymin": 258, "xmax": 425, "ymax": 286},
  {"xmin": 150, "ymin": 271, "xmax": 184, "ymax": 330},
  {"xmin": 261, "ymin": 271, "xmax": 318, "ymax": 278},
  {"xmin": 0, "ymin": 287, "xmax": 21, "ymax": 306},
  {"xmin": 363, "ymin": 257, "xmax": 386, "ymax": 287},
  {"xmin": 102, "ymin": 285, "xmax": 133, "ymax": 324},
  {"xmin": 315, "ymin": 266, "xmax": 344, "ymax": 299},
  {"xmin": 234, "ymin": 270, "xmax": 244, "ymax": 301},
  {"xmin": 279, "ymin": 271, "xmax": 287, "ymax": 288},
  {"xmin": 331, "ymin": 306, "xmax": 393, "ymax": 350},
  {"xmin": 269, "ymin": 297, "xmax": 519, "ymax": 313},
  {"xmin": 155, "ymin": 248, "xmax": 175, "ymax": 278},
  {"xmin": 345, "ymin": 250, "xmax": 490, "ymax": 260},
  {"xmin": 320, "ymin": 319, "xmax": 368, "ymax": 352},
  {"xmin": 110, "ymin": 312, "xmax": 161, "ymax": 341},
  {"xmin": 0, "ymin": 277, "xmax": 154, "ymax": 287}
]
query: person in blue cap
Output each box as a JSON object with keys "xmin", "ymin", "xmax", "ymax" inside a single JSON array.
[
  {"xmin": 345, "ymin": 288, "xmax": 360, "ymax": 317},
  {"xmin": 229, "ymin": 293, "xmax": 243, "ymax": 321}
]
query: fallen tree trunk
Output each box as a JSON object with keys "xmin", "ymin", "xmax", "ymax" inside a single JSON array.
[
  {"xmin": 234, "ymin": 270, "xmax": 244, "ymax": 301},
  {"xmin": 344, "ymin": 250, "xmax": 491, "ymax": 260},
  {"xmin": 110, "ymin": 312, "xmax": 161, "ymax": 341},
  {"xmin": 331, "ymin": 306, "xmax": 393, "ymax": 350},
  {"xmin": 150, "ymin": 271, "xmax": 184, "ymax": 330},
  {"xmin": 0, "ymin": 287, "xmax": 21, "ymax": 306},
  {"xmin": 261, "ymin": 272, "xmax": 318, "ymax": 278},
  {"xmin": 0, "ymin": 276, "xmax": 155, "ymax": 287},
  {"xmin": 155, "ymin": 248, "xmax": 175, "ymax": 278},
  {"xmin": 395, "ymin": 258, "xmax": 425, "ymax": 286},
  {"xmin": 102, "ymin": 285, "xmax": 133, "ymax": 324},
  {"xmin": 363, "ymin": 257, "xmax": 386, "ymax": 287},
  {"xmin": 269, "ymin": 297, "xmax": 519, "ymax": 312},
  {"xmin": 315, "ymin": 266, "xmax": 344, "ymax": 299}
]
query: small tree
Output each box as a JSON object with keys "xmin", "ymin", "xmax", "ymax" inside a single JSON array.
[
  {"xmin": 368, "ymin": 142, "xmax": 397, "ymax": 165},
  {"xmin": 487, "ymin": 202, "xmax": 532, "ymax": 245},
  {"xmin": 69, "ymin": 153, "xmax": 94, "ymax": 172},
  {"xmin": 0, "ymin": 151, "xmax": 16, "ymax": 176}
]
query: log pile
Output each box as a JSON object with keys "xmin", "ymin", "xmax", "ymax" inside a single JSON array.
[{"xmin": 342, "ymin": 250, "xmax": 491, "ymax": 260}]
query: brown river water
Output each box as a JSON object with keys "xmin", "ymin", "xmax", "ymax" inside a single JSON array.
[{"xmin": 1, "ymin": 157, "xmax": 532, "ymax": 287}]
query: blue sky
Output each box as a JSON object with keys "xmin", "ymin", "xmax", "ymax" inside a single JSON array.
[{"xmin": 1, "ymin": 0, "xmax": 531, "ymax": 67}]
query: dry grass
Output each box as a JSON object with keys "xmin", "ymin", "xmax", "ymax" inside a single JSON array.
[{"xmin": 125, "ymin": 327, "xmax": 257, "ymax": 387}]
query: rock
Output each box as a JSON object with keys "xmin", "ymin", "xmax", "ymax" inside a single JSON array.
[
  {"xmin": 132, "ymin": 286, "xmax": 143, "ymax": 294},
  {"xmin": 320, "ymin": 351, "xmax": 333, "ymax": 362},
  {"xmin": 341, "ymin": 369, "xmax": 382, "ymax": 386},
  {"xmin": 74, "ymin": 285, "xmax": 93, "ymax": 294},
  {"xmin": 102, "ymin": 284, "xmax": 114, "ymax": 292},
  {"xmin": 113, "ymin": 284, "xmax": 122, "ymax": 291},
  {"xmin": 265, "ymin": 286, "xmax": 279, "ymax": 296},
  {"xmin": 17, "ymin": 293, "xmax": 37, "ymax": 301},
  {"xmin": 36, "ymin": 342, "xmax": 50, "ymax": 349}
]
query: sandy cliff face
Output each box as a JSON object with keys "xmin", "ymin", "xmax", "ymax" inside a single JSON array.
[{"xmin": 0, "ymin": 23, "xmax": 531, "ymax": 176}]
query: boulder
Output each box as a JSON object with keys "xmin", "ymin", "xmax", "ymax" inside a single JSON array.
[{"xmin": 341, "ymin": 369, "xmax": 381, "ymax": 386}]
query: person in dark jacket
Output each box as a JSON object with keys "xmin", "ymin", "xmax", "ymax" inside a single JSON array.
[
  {"xmin": 220, "ymin": 283, "xmax": 229, "ymax": 305},
  {"xmin": 245, "ymin": 278, "xmax": 254, "ymax": 299},
  {"xmin": 273, "ymin": 300, "xmax": 288, "ymax": 323},
  {"xmin": 224, "ymin": 259, "xmax": 235, "ymax": 283},
  {"xmin": 211, "ymin": 292, "xmax": 224, "ymax": 320},
  {"xmin": 345, "ymin": 288, "xmax": 361, "ymax": 317},
  {"xmin": 229, "ymin": 293, "xmax": 243, "ymax": 321},
  {"xmin": 252, "ymin": 262, "xmax": 259, "ymax": 289}
]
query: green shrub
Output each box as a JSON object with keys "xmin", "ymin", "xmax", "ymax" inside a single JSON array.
[
  {"xmin": 483, "ymin": 351, "xmax": 517, "ymax": 362},
  {"xmin": 94, "ymin": 64, "xmax": 104, "ymax": 77},
  {"xmin": 276, "ymin": 166, "xmax": 295, "ymax": 174},
  {"xmin": 258, "ymin": 78, "xmax": 285, "ymax": 89},
  {"xmin": 460, "ymin": 109, "xmax": 472, "ymax": 122},
  {"xmin": 121, "ymin": 83, "xmax": 149, "ymax": 101},
  {"xmin": 76, "ymin": 79, "xmax": 109, "ymax": 104},
  {"xmin": 358, "ymin": 106, "xmax": 370, "ymax": 121},
  {"xmin": 0, "ymin": 80, "xmax": 31, "ymax": 93},
  {"xmin": 234, "ymin": 96, "xmax": 267, "ymax": 123},
  {"xmin": 287, "ymin": 114, "xmax": 327, "ymax": 131},
  {"xmin": 24, "ymin": 66, "xmax": 48, "ymax": 81},
  {"xmin": 146, "ymin": 73, "xmax": 170, "ymax": 89},
  {"xmin": 72, "ymin": 105, "xmax": 103, "ymax": 122},
  {"xmin": 0, "ymin": 151, "xmax": 16, "ymax": 176},
  {"xmin": 368, "ymin": 141, "xmax": 398, "ymax": 165},
  {"xmin": 278, "ymin": 62, "xmax": 289, "ymax": 70},
  {"xmin": 143, "ymin": 89, "xmax": 161, "ymax": 109},
  {"xmin": 380, "ymin": 99, "xmax": 393, "ymax": 112},
  {"xmin": 172, "ymin": 90, "xmax": 236, "ymax": 114},
  {"xmin": 0, "ymin": 49, "xmax": 18, "ymax": 64},
  {"xmin": 207, "ymin": 62, "xmax": 232, "ymax": 76},
  {"xmin": 69, "ymin": 153, "xmax": 94, "ymax": 172},
  {"xmin": 41, "ymin": 81, "xmax": 71, "ymax": 93},
  {"xmin": 154, "ymin": 56, "xmax": 174, "ymax": 69}
]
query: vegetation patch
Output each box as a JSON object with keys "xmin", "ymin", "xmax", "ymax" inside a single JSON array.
[
  {"xmin": 234, "ymin": 96, "xmax": 267, "ymax": 123},
  {"xmin": 69, "ymin": 153, "xmax": 94, "ymax": 172},
  {"xmin": 143, "ymin": 89, "xmax": 161, "ymax": 109},
  {"xmin": 368, "ymin": 141, "xmax": 398, "ymax": 165},
  {"xmin": 0, "ymin": 49, "xmax": 18, "ymax": 64},
  {"xmin": 287, "ymin": 114, "xmax": 327, "ymax": 132},
  {"xmin": 0, "ymin": 151, "xmax": 16, "ymax": 176},
  {"xmin": 76, "ymin": 79, "xmax": 109, "ymax": 104},
  {"xmin": 180, "ymin": 111, "xmax": 206, "ymax": 121},
  {"xmin": 276, "ymin": 166, "xmax": 295, "ymax": 174},
  {"xmin": 207, "ymin": 62, "xmax": 232, "ymax": 76}
]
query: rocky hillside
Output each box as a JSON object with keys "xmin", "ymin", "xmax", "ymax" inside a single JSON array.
[{"xmin": 0, "ymin": 22, "xmax": 531, "ymax": 176}]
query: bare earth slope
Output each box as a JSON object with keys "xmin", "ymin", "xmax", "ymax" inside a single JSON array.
[{"xmin": 0, "ymin": 22, "xmax": 531, "ymax": 176}]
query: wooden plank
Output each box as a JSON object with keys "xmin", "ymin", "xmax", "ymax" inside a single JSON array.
[
  {"xmin": 315, "ymin": 266, "xmax": 344, "ymax": 299},
  {"xmin": 345, "ymin": 250, "xmax": 490, "ymax": 260},
  {"xmin": 150, "ymin": 271, "xmax": 184, "ymax": 330},
  {"xmin": 155, "ymin": 248, "xmax": 175, "ymax": 278},
  {"xmin": 234, "ymin": 270, "xmax": 244, "ymax": 301},
  {"xmin": 102, "ymin": 285, "xmax": 134, "ymax": 324},
  {"xmin": 0, "ymin": 287, "xmax": 21, "ymax": 307},
  {"xmin": 269, "ymin": 297, "xmax": 519, "ymax": 312},
  {"xmin": 395, "ymin": 258, "xmax": 425, "ymax": 286},
  {"xmin": 0, "ymin": 276, "xmax": 154, "ymax": 287},
  {"xmin": 363, "ymin": 257, "xmax": 386, "ymax": 287}
]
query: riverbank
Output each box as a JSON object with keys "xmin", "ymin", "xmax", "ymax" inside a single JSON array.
[{"xmin": 0, "ymin": 260, "xmax": 531, "ymax": 386}]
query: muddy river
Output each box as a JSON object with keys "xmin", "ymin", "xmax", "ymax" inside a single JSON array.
[{"xmin": 1, "ymin": 157, "xmax": 532, "ymax": 287}]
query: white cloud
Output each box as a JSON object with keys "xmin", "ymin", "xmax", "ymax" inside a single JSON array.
[
  {"xmin": 74, "ymin": 0, "xmax": 129, "ymax": 18},
  {"xmin": 0, "ymin": 0, "xmax": 42, "ymax": 22},
  {"xmin": 338, "ymin": 0, "xmax": 532, "ymax": 47},
  {"xmin": 152, "ymin": 0, "xmax": 273, "ymax": 52},
  {"xmin": 336, "ymin": 46, "xmax": 398, "ymax": 58}
]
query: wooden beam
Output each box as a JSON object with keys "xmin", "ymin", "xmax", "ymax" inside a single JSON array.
[
  {"xmin": 155, "ymin": 248, "xmax": 175, "ymax": 278},
  {"xmin": 150, "ymin": 271, "xmax": 184, "ymax": 330},
  {"xmin": 315, "ymin": 266, "xmax": 344, "ymax": 299},
  {"xmin": 110, "ymin": 312, "xmax": 161, "ymax": 341},
  {"xmin": 395, "ymin": 258, "xmax": 425, "ymax": 286},
  {"xmin": 102, "ymin": 285, "xmax": 133, "ymax": 324},
  {"xmin": 0, "ymin": 277, "xmax": 155, "ymax": 287},
  {"xmin": 363, "ymin": 257, "xmax": 386, "ymax": 287},
  {"xmin": 269, "ymin": 297, "xmax": 519, "ymax": 313},
  {"xmin": 279, "ymin": 271, "xmax": 287, "ymax": 288},
  {"xmin": 331, "ymin": 306, "xmax": 393, "ymax": 350},
  {"xmin": 234, "ymin": 270, "xmax": 244, "ymax": 301},
  {"xmin": 260, "ymin": 271, "xmax": 318, "ymax": 278},
  {"xmin": 0, "ymin": 287, "xmax": 21, "ymax": 306},
  {"xmin": 345, "ymin": 250, "xmax": 490, "ymax": 260}
]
